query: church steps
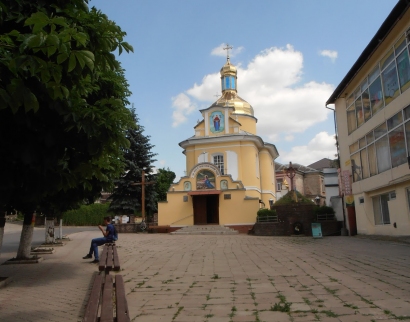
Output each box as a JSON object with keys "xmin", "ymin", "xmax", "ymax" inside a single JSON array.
[{"xmin": 170, "ymin": 225, "xmax": 239, "ymax": 235}]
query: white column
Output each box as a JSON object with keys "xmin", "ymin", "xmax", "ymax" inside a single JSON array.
[
  {"xmin": 226, "ymin": 151, "xmax": 238, "ymax": 180},
  {"xmin": 204, "ymin": 112, "xmax": 209, "ymax": 136},
  {"xmin": 224, "ymin": 109, "xmax": 229, "ymax": 134}
]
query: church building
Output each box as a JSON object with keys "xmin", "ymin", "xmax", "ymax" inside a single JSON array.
[{"xmin": 158, "ymin": 54, "xmax": 279, "ymax": 232}]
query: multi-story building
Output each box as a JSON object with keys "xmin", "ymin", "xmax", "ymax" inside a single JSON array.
[{"xmin": 326, "ymin": 0, "xmax": 410, "ymax": 235}]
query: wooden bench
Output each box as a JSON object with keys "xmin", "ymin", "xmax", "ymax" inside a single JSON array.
[
  {"xmin": 83, "ymin": 273, "xmax": 130, "ymax": 322},
  {"xmin": 98, "ymin": 243, "xmax": 120, "ymax": 273}
]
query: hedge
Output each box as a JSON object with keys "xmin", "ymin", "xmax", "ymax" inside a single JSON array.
[{"xmin": 62, "ymin": 203, "xmax": 114, "ymax": 226}]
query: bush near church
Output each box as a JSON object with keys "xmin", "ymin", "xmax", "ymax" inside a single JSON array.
[
  {"xmin": 273, "ymin": 191, "xmax": 315, "ymax": 206},
  {"xmin": 256, "ymin": 208, "xmax": 277, "ymax": 222},
  {"xmin": 315, "ymin": 206, "xmax": 335, "ymax": 215}
]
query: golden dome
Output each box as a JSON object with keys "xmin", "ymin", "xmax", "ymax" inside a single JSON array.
[
  {"xmin": 214, "ymin": 58, "xmax": 254, "ymax": 116},
  {"xmin": 211, "ymin": 91, "xmax": 254, "ymax": 116},
  {"xmin": 220, "ymin": 58, "xmax": 237, "ymax": 76}
]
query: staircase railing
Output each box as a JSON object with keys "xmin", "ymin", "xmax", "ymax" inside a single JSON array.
[{"xmin": 170, "ymin": 214, "xmax": 193, "ymax": 225}]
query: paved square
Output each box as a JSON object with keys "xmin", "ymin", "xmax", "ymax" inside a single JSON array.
[{"xmin": 0, "ymin": 229, "xmax": 410, "ymax": 321}]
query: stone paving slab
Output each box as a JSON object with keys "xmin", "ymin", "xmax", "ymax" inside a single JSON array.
[{"xmin": 0, "ymin": 229, "xmax": 410, "ymax": 321}]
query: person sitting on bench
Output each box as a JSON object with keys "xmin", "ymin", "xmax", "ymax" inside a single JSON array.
[{"xmin": 83, "ymin": 216, "xmax": 115, "ymax": 263}]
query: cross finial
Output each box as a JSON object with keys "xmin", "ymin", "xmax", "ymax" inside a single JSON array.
[{"xmin": 223, "ymin": 43, "xmax": 233, "ymax": 60}]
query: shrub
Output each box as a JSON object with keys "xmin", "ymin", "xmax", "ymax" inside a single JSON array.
[
  {"xmin": 315, "ymin": 206, "xmax": 335, "ymax": 215},
  {"xmin": 62, "ymin": 203, "xmax": 114, "ymax": 226},
  {"xmin": 274, "ymin": 191, "xmax": 315, "ymax": 205},
  {"xmin": 257, "ymin": 208, "xmax": 276, "ymax": 217}
]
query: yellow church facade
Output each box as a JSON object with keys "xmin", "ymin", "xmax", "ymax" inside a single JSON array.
[{"xmin": 158, "ymin": 56, "xmax": 279, "ymax": 231}]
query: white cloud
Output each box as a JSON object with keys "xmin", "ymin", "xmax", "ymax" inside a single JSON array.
[
  {"xmin": 172, "ymin": 44, "xmax": 335, "ymax": 142},
  {"xmin": 278, "ymin": 132, "xmax": 337, "ymax": 165},
  {"xmin": 285, "ymin": 135, "xmax": 294, "ymax": 142},
  {"xmin": 171, "ymin": 93, "xmax": 196, "ymax": 127},
  {"xmin": 211, "ymin": 43, "xmax": 244, "ymax": 57},
  {"xmin": 319, "ymin": 50, "xmax": 338, "ymax": 62}
]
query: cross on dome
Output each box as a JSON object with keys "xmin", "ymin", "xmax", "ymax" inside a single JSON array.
[{"xmin": 223, "ymin": 43, "xmax": 233, "ymax": 60}]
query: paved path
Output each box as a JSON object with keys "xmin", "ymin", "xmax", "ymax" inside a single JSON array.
[{"xmin": 0, "ymin": 225, "xmax": 410, "ymax": 322}]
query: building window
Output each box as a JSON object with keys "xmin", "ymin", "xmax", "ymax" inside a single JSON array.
[
  {"xmin": 346, "ymin": 30, "xmax": 410, "ymax": 134},
  {"xmin": 277, "ymin": 179, "xmax": 283, "ymax": 191},
  {"xmin": 372, "ymin": 192, "xmax": 393, "ymax": 225},
  {"xmin": 349, "ymin": 104, "xmax": 410, "ymax": 182},
  {"xmin": 406, "ymin": 188, "xmax": 410, "ymax": 210},
  {"xmin": 221, "ymin": 76, "xmax": 236, "ymax": 90},
  {"xmin": 213, "ymin": 154, "xmax": 224, "ymax": 175}
]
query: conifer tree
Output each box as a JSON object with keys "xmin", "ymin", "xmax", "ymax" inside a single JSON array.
[{"xmin": 109, "ymin": 108, "xmax": 157, "ymax": 217}]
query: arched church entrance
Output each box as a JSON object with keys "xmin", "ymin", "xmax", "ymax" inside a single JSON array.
[
  {"xmin": 187, "ymin": 168, "xmax": 221, "ymax": 225},
  {"xmin": 192, "ymin": 194, "xmax": 219, "ymax": 224}
]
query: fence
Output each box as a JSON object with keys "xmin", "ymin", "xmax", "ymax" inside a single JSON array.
[
  {"xmin": 256, "ymin": 215, "xmax": 278, "ymax": 223},
  {"xmin": 316, "ymin": 213, "xmax": 336, "ymax": 221}
]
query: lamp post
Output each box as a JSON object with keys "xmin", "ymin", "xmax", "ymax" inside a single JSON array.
[{"xmin": 315, "ymin": 196, "xmax": 320, "ymax": 206}]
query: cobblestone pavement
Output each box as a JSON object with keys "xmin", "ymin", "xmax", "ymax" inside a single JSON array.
[{"xmin": 0, "ymin": 225, "xmax": 410, "ymax": 322}]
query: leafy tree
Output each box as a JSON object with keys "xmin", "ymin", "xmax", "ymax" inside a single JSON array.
[
  {"xmin": 109, "ymin": 108, "xmax": 158, "ymax": 217},
  {"xmin": 0, "ymin": 0, "xmax": 134, "ymax": 258},
  {"xmin": 155, "ymin": 168, "xmax": 176, "ymax": 202}
]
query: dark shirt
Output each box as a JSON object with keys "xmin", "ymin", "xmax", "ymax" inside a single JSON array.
[{"xmin": 106, "ymin": 224, "xmax": 115, "ymax": 241}]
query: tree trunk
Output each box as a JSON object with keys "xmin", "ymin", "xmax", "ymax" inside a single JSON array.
[
  {"xmin": 16, "ymin": 212, "xmax": 35, "ymax": 259},
  {"xmin": 45, "ymin": 217, "xmax": 55, "ymax": 244},
  {"xmin": 0, "ymin": 212, "xmax": 5, "ymax": 257}
]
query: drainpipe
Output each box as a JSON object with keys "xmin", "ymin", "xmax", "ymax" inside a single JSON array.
[{"xmin": 326, "ymin": 104, "xmax": 348, "ymax": 236}]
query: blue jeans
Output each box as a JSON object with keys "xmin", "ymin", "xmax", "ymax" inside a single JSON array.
[{"xmin": 88, "ymin": 237, "xmax": 108, "ymax": 260}]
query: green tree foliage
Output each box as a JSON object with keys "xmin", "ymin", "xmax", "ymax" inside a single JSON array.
[
  {"xmin": 109, "ymin": 108, "xmax": 158, "ymax": 215},
  {"xmin": 155, "ymin": 168, "xmax": 176, "ymax": 202},
  {"xmin": 0, "ymin": 0, "xmax": 134, "ymax": 213},
  {"xmin": 0, "ymin": 0, "xmax": 134, "ymax": 257}
]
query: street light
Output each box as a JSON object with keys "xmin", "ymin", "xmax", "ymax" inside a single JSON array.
[{"xmin": 315, "ymin": 196, "xmax": 320, "ymax": 205}]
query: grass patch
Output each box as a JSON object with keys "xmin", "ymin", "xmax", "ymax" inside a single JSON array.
[
  {"xmin": 324, "ymin": 286, "xmax": 337, "ymax": 295},
  {"xmin": 211, "ymin": 274, "xmax": 220, "ymax": 280},
  {"xmin": 172, "ymin": 306, "xmax": 184, "ymax": 321},
  {"xmin": 344, "ymin": 303, "xmax": 358, "ymax": 309},
  {"xmin": 229, "ymin": 306, "xmax": 237, "ymax": 319},
  {"xmin": 321, "ymin": 310, "xmax": 338, "ymax": 317},
  {"xmin": 271, "ymin": 294, "xmax": 291, "ymax": 313}
]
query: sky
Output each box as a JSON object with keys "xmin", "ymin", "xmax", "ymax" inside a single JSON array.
[{"xmin": 90, "ymin": 0, "xmax": 398, "ymax": 178}]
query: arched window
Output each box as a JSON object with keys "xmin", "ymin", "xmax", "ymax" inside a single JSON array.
[{"xmin": 213, "ymin": 154, "xmax": 224, "ymax": 175}]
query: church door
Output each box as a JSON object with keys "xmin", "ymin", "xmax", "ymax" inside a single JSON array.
[
  {"xmin": 193, "ymin": 195, "xmax": 219, "ymax": 224},
  {"xmin": 193, "ymin": 196, "xmax": 207, "ymax": 224}
]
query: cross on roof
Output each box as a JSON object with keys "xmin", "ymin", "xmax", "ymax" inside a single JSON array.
[{"xmin": 223, "ymin": 43, "xmax": 233, "ymax": 59}]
